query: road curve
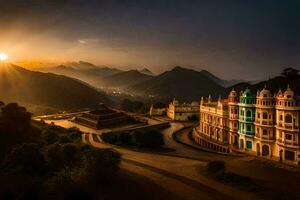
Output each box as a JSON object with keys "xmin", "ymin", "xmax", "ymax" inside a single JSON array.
[{"xmin": 85, "ymin": 123, "xmax": 259, "ymax": 200}]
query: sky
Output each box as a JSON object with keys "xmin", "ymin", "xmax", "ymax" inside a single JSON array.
[{"xmin": 0, "ymin": 0, "xmax": 299, "ymax": 80}]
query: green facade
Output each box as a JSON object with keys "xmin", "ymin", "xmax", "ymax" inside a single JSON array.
[{"xmin": 238, "ymin": 89, "xmax": 256, "ymax": 138}]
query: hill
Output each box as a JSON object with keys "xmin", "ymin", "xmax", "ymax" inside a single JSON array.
[
  {"xmin": 227, "ymin": 69, "xmax": 300, "ymax": 96},
  {"xmin": 201, "ymin": 70, "xmax": 243, "ymax": 87},
  {"xmin": 140, "ymin": 68, "xmax": 154, "ymax": 76},
  {"xmin": 129, "ymin": 66, "xmax": 224, "ymax": 101},
  {"xmin": 36, "ymin": 62, "xmax": 122, "ymax": 88},
  {"xmin": 102, "ymin": 70, "xmax": 153, "ymax": 87},
  {"xmin": 0, "ymin": 64, "xmax": 109, "ymax": 110}
]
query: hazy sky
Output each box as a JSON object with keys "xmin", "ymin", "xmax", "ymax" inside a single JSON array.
[{"xmin": 0, "ymin": 0, "xmax": 299, "ymax": 80}]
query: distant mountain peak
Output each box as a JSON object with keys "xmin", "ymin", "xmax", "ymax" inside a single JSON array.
[{"xmin": 140, "ymin": 68, "xmax": 154, "ymax": 76}]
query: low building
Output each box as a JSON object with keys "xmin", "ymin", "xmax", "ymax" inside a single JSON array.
[
  {"xmin": 149, "ymin": 105, "xmax": 166, "ymax": 116},
  {"xmin": 193, "ymin": 96, "xmax": 230, "ymax": 153},
  {"xmin": 167, "ymin": 99, "xmax": 199, "ymax": 121},
  {"xmin": 74, "ymin": 103, "xmax": 135, "ymax": 130}
]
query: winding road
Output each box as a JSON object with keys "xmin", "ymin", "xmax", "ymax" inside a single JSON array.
[{"xmin": 83, "ymin": 122, "xmax": 260, "ymax": 200}]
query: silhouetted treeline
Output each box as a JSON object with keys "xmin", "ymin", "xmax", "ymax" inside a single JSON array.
[{"xmin": 0, "ymin": 103, "xmax": 121, "ymax": 199}]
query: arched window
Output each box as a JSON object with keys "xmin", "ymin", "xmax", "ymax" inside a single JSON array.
[
  {"xmin": 246, "ymin": 110, "xmax": 251, "ymax": 117},
  {"xmin": 263, "ymin": 112, "xmax": 268, "ymax": 119},
  {"xmin": 285, "ymin": 114, "xmax": 292, "ymax": 123}
]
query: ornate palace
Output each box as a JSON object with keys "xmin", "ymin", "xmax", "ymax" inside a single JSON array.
[
  {"xmin": 167, "ymin": 99, "xmax": 199, "ymax": 121},
  {"xmin": 193, "ymin": 96, "xmax": 230, "ymax": 153},
  {"xmin": 192, "ymin": 86, "xmax": 300, "ymax": 165}
]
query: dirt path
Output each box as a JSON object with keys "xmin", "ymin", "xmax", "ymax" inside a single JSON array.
[{"xmin": 86, "ymin": 124, "xmax": 261, "ymax": 200}]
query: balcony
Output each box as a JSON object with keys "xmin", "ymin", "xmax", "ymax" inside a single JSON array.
[
  {"xmin": 277, "ymin": 139, "xmax": 299, "ymax": 147},
  {"xmin": 240, "ymin": 117, "xmax": 255, "ymax": 122},
  {"xmin": 255, "ymin": 120, "xmax": 274, "ymax": 126},
  {"xmin": 276, "ymin": 123, "xmax": 299, "ymax": 131}
]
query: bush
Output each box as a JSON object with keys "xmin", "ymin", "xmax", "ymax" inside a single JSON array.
[
  {"xmin": 206, "ymin": 160, "xmax": 226, "ymax": 174},
  {"xmin": 121, "ymin": 99, "xmax": 144, "ymax": 112},
  {"xmin": 44, "ymin": 143, "xmax": 64, "ymax": 170},
  {"xmin": 67, "ymin": 127, "xmax": 82, "ymax": 143},
  {"xmin": 101, "ymin": 132, "xmax": 119, "ymax": 144},
  {"xmin": 131, "ymin": 129, "xmax": 164, "ymax": 148},
  {"xmin": 206, "ymin": 160, "xmax": 253, "ymax": 187},
  {"xmin": 3, "ymin": 143, "xmax": 47, "ymax": 176}
]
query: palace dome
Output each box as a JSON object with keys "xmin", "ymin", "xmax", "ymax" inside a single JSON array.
[
  {"xmin": 283, "ymin": 86, "xmax": 294, "ymax": 99},
  {"xmin": 241, "ymin": 88, "xmax": 254, "ymax": 98},
  {"xmin": 259, "ymin": 88, "xmax": 272, "ymax": 98},
  {"xmin": 229, "ymin": 89, "xmax": 237, "ymax": 97}
]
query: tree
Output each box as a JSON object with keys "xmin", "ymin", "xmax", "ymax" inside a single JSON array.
[
  {"xmin": 121, "ymin": 99, "xmax": 144, "ymax": 112},
  {"xmin": 3, "ymin": 143, "xmax": 47, "ymax": 176},
  {"xmin": 131, "ymin": 129, "xmax": 164, "ymax": 148}
]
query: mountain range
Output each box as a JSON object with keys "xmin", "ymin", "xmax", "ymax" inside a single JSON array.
[
  {"xmin": 15, "ymin": 61, "xmax": 299, "ymax": 108},
  {"xmin": 0, "ymin": 64, "xmax": 108, "ymax": 112},
  {"xmin": 129, "ymin": 66, "xmax": 225, "ymax": 101}
]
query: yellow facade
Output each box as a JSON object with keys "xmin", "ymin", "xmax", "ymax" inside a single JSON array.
[{"xmin": 167, "ymin": 99, "xmax": 199, "ymax": 121}]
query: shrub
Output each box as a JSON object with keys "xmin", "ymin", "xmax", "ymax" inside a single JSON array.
[
  {"xmin": 101, "ymin": 132, "xmax": 119, "ymax": 144},
  {"xmin": 42, "ymin": 129, "xmax": 60, "ymax": 145},
  {"xmin": 3, "ymin": 143, "xmax": 47, "ymax": 176},
  {"xmin": 67, "ymin": 128, "xmax": 82, "ymax": 143},
  {"xmin": 82, "ymin": 147, "xmax": 121, "ymax": 182},
  {"xmin": 131, "ymin": 129, "xmax": 164, "ymax": 148},
  {"xmin": 61, "ymin": 143, "xmax": 81, "ymax": 167},
  {"xmin": 44, "ymin": 143, "xmax": 64, "ymax": 170},
  {"xmin": 206, "ymin": 160, "xmax": 226, "ymax": 174}
]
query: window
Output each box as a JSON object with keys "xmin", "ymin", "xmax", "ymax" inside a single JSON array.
[
  {"xmin": 285, "ymin": 150, "xmax": 295, "ymax": 161},
  {"xmin": 246, "ymin": 110, "xmax": 251, "ymax": 117},
  {"xmin": 285, "ymin": 114, "xmax": 292, "ymax": 123},
  {"xmin": 263, "ymin": 112, "xmax": 268, "ymax": 119},
  {"xmin": 263, "ymin": 129, "xmax": 268, "ymax": 135},
  {"xmin": 285, "ymin": 134, "xmax": 292, "ymax": 140},
  {"xmin": 279, "ymin": 115, "xmax": 283, "ymax": 121},
  {"xmin": 246, "ymin": 125, "xmax": 251, "ymax": 132},
  {"xmin": 246, "ymin": 141, "xmax": 252, "ymax": 149},
  {"xmin": 257, "ymin": 113, "xmax": 260, "ymax": 118}
]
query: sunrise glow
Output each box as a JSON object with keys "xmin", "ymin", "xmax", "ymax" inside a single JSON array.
[{"xmin": 0, "ymin": 53, "xmax": 8, "ymax": 61}]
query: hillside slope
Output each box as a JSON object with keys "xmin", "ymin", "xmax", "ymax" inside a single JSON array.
[
  {"xmin": 130, "ymin": 66, "xmax": 224, "ymax": 101},
  {"xmin": 103, "ymin": 70, "xmax": 153, "ymax": 87},
  {"xmin": 227, "ymin": 74, "xmax": 300, "ymax": 96},
  {"xmin": 36, "ymin": 62, "xmax": 122, "ymax": 88},
  {"xmin": 0, "ymin": 64, "xmax": 109, "ymax": 110}
]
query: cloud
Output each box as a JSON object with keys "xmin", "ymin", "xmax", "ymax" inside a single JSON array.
[
  {"xmin": 78, "ymin": 40, "xmax": 87, "ymax": 44},
  {"xmin": 78, "ymin": 38, "xmax": 100, "ymax": 45}
]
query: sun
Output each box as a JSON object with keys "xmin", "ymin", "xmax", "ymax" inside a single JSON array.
[{"xmin": 0, "ymin": 53, "xmax": 8, "ymax": 61}]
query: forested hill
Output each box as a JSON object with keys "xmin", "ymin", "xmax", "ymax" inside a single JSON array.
[{"xmin": 0, "ymin": 64, "xmax": 109, "ymax": 110}]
